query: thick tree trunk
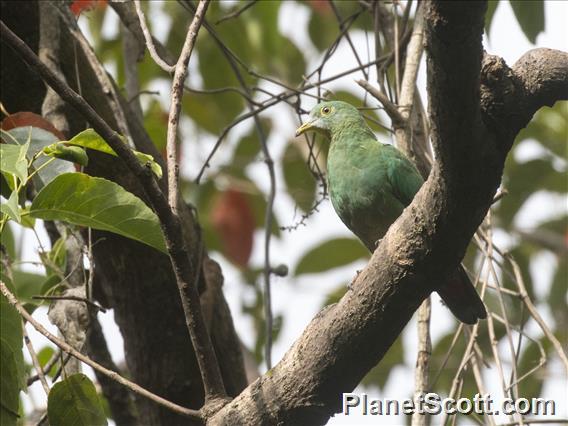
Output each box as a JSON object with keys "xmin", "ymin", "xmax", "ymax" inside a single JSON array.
[{"xmin": 1, "ymin": 3, "xmax": 247, "ymax": 424}]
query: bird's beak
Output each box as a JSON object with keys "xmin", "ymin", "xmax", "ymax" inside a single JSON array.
[{"xmin": 295, "ymin": 120, "xmax": 316, "ymax": 137}]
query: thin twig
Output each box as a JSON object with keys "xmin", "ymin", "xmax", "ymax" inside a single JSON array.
[
  {"xmin": 193, "ymin": 8, "xmax": 277, "ymax": 368},
  {"xmin": 411, "ymin": 298, "xmax": 431, "ymax": 426},
  {"xmin": 507, "ymin": 254, "xmax": 568, "ymax": 371},
  {"xmin": 27, "ymin": 349, "xmax": 60, "ymax": 386},
  {"xmin": 356, "ymin": 79, "xmax": 404, "ymax": 124},
  {"xmin": 195, "ymin": 55, "xmax": 390, "ymax": 183},
  {"xmin": 23, "ymin": 326, "xmax": 50, "ymax": 395},
  {"xmin": 215, "ymin": 0, "xmax": 256, "ymax": 25},
  {"xmin": 0, "ymin": 281, "xmax": 203, "ymax": 421},
  {"xmin": 133, "ymin": 0, "xmax": 175, "ymax": 73},
  {"xmin": 167, "ymin": 0, "xmax": 210, "ymax": 213},
  {"xmin": 31, "ymin": 295, "xmax": 106, "ymax": 313}
]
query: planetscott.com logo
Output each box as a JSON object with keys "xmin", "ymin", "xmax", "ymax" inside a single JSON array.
[{"xmin": 342, "ymin": 392, "xmax": 557, "ymax": 416}]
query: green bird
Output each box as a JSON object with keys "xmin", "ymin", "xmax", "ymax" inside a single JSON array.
[{"xmin": 296, "ymin": 100, "xmax": 486, "ymax": 324}]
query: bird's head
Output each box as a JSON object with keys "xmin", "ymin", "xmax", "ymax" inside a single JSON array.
[{"xmin": 295, "ymin": 100, "xmax": 365, "ymax": 139}]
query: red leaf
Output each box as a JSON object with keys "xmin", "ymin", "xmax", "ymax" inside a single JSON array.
[
  {"xmin": 1, "ymin": 112, "xmax": 66, "ymax": 140},
  {"xmin": 211, "ymin": 189, "xmax": 255, "ymax": 267},
  {"xmin": 70, "ymin": 0, "xmax": 107, "ymax": 16}
]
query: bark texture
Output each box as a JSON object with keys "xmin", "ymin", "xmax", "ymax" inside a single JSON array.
[
  {"xmin": 1, "ymin": 3, "xmax": 247, "ymax": 425},
  {"xmin": 208, "ymin": 1, "xmax": 568, "ymax": 424}
]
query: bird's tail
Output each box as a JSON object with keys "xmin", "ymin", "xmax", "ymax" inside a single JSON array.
[{"xmin": 436, "ymin": 265, "xmax": 487, "ymax": 325}]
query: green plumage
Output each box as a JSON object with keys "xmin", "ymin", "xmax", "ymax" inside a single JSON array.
[{"xmin": 296, "ymin": 100, "xmax": 486, "ymax": 324}]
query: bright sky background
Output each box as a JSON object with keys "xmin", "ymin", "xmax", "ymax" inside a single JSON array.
[{"xmin": 17, "ymin": 1, "xmax": 567, "ymax": 425}]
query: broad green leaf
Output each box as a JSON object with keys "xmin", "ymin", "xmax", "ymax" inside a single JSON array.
[
  {"xmin": 509, "ymin": 0, "xmax": 544, "ymax": 44},
  {"xmin": 0, "ymin": 190, "xmax": 21, "ymax": 223},
  {"xmin": 0, "ymin": 140, "xmax": 29, "ymax": 184},
  {"xmin": 30, "ymin": 173, "xmax": 167, "ymax": 254},
  {"xmin": 11, "ymin": 270, "xmax": 46, "ymax": 306},
  {"xmin": 294, "ymin": 238, "xmax": 369, "ymax": 276},
  {"xmin": 61, "ymin": 129, "xmax": 162, "ymax": 178},
  {"xmin": 0, "ymin": 280, "xmax": 26, "ymax": 426},
  {"xmin": 283, "ymin": 142, "xmax": 316, "ymax": 212},
  {"xmin": 2, "ymin": 127, "xmax": 73, "ymax": 189},
  {"xmin": 48, "ymin": 373, "xmax": 108, "ymax": 426}
]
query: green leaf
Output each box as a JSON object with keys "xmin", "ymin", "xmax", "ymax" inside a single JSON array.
[
  {"xmin": 62, "ymin": 129, "xmax": 162, "ymax": 178},
  {"xmin": 0, "ymin": 190, "xmax": 21, "ymax": 223},
  {"xmin": 1, "ymin": 280, "xmax": 26, "ymax": 426},
  {"xmin": 0, "ymin": 139, "xmax": 29, "ymax": 184},
  {"xmin": 11, "ymin": 270, "xmax": 46, "ymax": 306},
  {"xmin": 43, "ymin": 145, "xmax": 89, "ymax": 167},
  {"xmin": 509, "ymin": 0, "xmax": 544, "ymax": 44},
  {"xmin": 308, "ymin": 4, "xmax": 338, "ymax": 52},
  {"xmin": 294, "ymin": 238, "xmax": 369, "ymax": 276},
  {"xmin": 283, "ymin": 142, "xmax": 316, "ymax": 212},
  {"xmin": 485, "ymin": 0, "xmax": 500, "ymax": 37},
  {"xmin": 515, "ymin": 103, "xmax": 568, "ymax": 158},
  {"xmin": 231, "ymin": 119, "xmax": 270, "ymax": 171},
  {"xmin": 37, "ymin": 346, "xmax": 57, "ymax": 378},
  {"xmin": 30, "ymin": 173, "xmax": 167, "ymax": 254},
  {"xmin": 2, "ymin": 127, "xmax": 73, "ymax": 189},
  {"xmin": 497, "ymin": 157, "xmax": 567, "ymax": 227},
  {"xmin": 143, "ymin": 100, "xmax": 168, "ymax": 152},
  {"xmin": 41, "ymin": 236, "xmax": 67, "ymax": 278},
  {"xmin": 48, "ymin": 373, "xmax": 108, "ymax": 426}
]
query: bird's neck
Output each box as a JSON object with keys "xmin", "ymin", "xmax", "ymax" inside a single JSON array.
[{"xmin": 330, "ymin": 120, "xmax": 376, "ymax": 148}]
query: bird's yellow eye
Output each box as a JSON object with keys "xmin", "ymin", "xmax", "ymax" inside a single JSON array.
[{"xmin": 321, "ymin": 106, "xmax": 331, "ymax": 115}]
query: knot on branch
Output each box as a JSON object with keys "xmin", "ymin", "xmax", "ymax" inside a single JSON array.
[
  {"xmin": 481, "ymin": 48, "xmax": 568, "ymax": 154},
  {"xmin": 480, "ymin": 53, "xmax": 525, "ymax": 151}
]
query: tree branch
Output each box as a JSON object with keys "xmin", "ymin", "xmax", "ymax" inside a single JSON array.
[
  {"xmin": 166, "ymin": 0, "xmax": 209, "ymax": 212},
  {"xmin": 207, "ymin": 1, "xmax": 568, "ymax": 423},
  {"xmin": 0, "ymin": 18, "xmax": 226, "ymax": 402},
  {"xmin": 0, "ymin": 281, "xmax": 202, "ymax": 421}
]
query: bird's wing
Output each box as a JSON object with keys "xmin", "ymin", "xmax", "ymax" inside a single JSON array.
[{"xmin": 383, "ymin": 145, "xmax": 424, "ymax": 207}]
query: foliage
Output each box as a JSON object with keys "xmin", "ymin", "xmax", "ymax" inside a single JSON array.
[
  {"xmin": 0, "ymin": 1, "xmax": 563, "ymax": 424},
  {"xmin": 47, "ymin": 374, "xmax": 107, "ymax": 426}
]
